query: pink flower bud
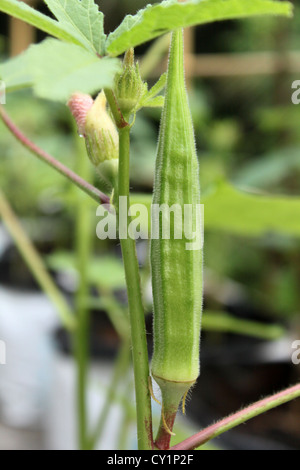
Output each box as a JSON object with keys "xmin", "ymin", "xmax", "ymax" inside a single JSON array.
[
  {"xmin": 67, "ymin": 91, "xmax": 119, "ymax": 193},
  {"xmin": 67, "ymin": 93, "xmax": 94, "ymax": 136}
]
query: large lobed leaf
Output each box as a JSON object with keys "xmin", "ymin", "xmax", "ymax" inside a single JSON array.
[
  {"xmin": 0, "ymin": 0, "xmax": 293, "ymax": 99},
  {"xmin": 0, "ymin": 54, "xmax": 33, "ymax": 93},
  {"xmin": 43, "ymin": 0, "xmax": 106, "ymax": 55},
  {"xmin": 0, "ymin": 0, "xmax": 105, "ymax": 54},
  {"xmin": 0, "ymin": 0, "xmax": 114, "ymax": 99},
  {"xmin": 27, "ymin": 39, "xmax": 121, "ymax": 102},
  {"xmin": 0, "ymin": 40, "xmax": 121, "ymax": 102},
  {"xmin": 106, "ymin": 0, "xmax": 293, "ymax": 56},
  {"xmin": 0, "ymin": 0, "xmax": 82, "ymax": 47}
]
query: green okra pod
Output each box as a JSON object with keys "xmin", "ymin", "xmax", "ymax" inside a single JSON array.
[{"xmin": 151, "ymin": 28, "xmax": 203, "ymax": 443}]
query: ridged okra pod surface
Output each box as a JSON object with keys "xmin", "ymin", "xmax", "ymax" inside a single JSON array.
[{"xmin": 151, "ymin": 29, "xmax": 203, "ymax": 390}]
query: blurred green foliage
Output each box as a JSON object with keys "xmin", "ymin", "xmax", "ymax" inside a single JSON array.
[{"xmin": 0, "ymin": 91, "xmax": 75, "ymax": 215}]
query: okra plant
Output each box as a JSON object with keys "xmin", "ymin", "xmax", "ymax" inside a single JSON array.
[{"xmin": 0, "ymin": 0, "xmax": 300, "ymax": 451}]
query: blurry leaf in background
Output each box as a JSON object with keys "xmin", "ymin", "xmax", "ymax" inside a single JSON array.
[
  {"xmin": 255, "ymin": 106, "xmax": 300, "ymax": 137},
  {"xmin": 234, "ymin": 147, "xmax": 300, "ymax": 191},
  {"xmin": 267, "ymin": 264, "xmax": 300, "ymax": 317},
  {"xmin": 208, "ymin": 119, "xmax": 241, "ymax": 154},
  {"xmin": 0, "ymin": 94, "xmax": 76, "ymax": 215},
  {"xmin": 47, "ymin": 251, "xmax": 126, "ymax": 290},
  {"xmin": 106, "ymin": 0, "xmax": 293, "ymax": 56},
  {"xmin": 202, "ymin": 310, "xmax": 285, "ymax": 339},
  {"xmin": 131, "ymin": 180, "xmax": 300, "ymax": 239},
  {"xmin": 204, "ymin": 181, "xmax": 300, "ymax": 237},
  {"xmin": 188, "ymin": 89, "xmax": 211, "ymax": 135},
  {"xmin": 225, "ymin": 15, "xmax": 282, "ymax": 52},
  {"xmin": 130, "ymin": 113, "xmax": 158, "ymax": 188}
]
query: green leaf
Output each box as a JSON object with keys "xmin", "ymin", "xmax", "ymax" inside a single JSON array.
[
  {"xmin": 145, "ymin": 73, "xmax": 167, "ymax": 101},
  {"xmin": 202, "ymin": 311, "xmax": 285, "ymax": 339},
  {"xmin": 18, "ymin": 38, "xmax": 121, "ymax": 102},
  {"xmin": 138, "ymin": 72, "xmax": 167, "ymax": 110},
  {"xmin": 0, "ymin": 52, "xmax": 33, "ymax": 92},
  {"xmin": 106, "ymin": 0, "xmax": 293, "ymax": 56},
  {"xmin": 0, "ymin": 0, "xmax": 84, "ymax": 47},
  {"xmin": 1, "ymin": 39, "xmax": 121, "ymax": 100},
  {"xmin": 204, "ymin": 181, "xmax": 300, "ymax": 237},
  {"xmin": 44, "ymin": 0, "xmax": 106, "ymax": 55},
  {"xmin": 142, "ymin": 95, "xmax": 165, "ymax": 108},
  {"xmin": 130, "ymin": 181, "xmax": 300, "ymax": 238},
  {"xmin": 234, "ymin": 147, "xmax": 300, "ymax": 189},
  {"xmin": 47, "ymin": 252, "xmax": 126, "ymax": 289},
  {"xmin": 87, "ymin": 258, "xmax": 126, "ymax": 289}
]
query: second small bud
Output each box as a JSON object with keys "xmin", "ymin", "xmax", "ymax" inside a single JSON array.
[
  {"xmin": 114, "ymin": 48, "xmax": 146, "ymax": 116},
  {"xmin": 68, "ymin": 91, "xmax": 119, "ymax": 193}
]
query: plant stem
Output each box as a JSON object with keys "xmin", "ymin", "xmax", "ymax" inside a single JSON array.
[
  {"xmin": 104, "ymin": 87, "xmax": 154, "ymax": 449},
  {"xmin": 171, "ymin": 383, "xmax": 300, "ymax": 450},
  {"xmin": 104, "ymin": 88, "xmax": 129, "ymax": 129},
  {"xmin": 73, "ymin": 133, "xmax": 93, "ymax": 450},
  {"xmin": 0, "ymin": 189, "xmax": 76, "ymax": 330},
  {"xmin": 0, "ymin": 105, "xmax": 109, "ymax": 205},
  {"xmin": 154, "ymin": 379, "xmax": 193, "ymax": 450},
  {"xmin": 117, "ymin": 122, "xmax": 153, "ymax": 450}
]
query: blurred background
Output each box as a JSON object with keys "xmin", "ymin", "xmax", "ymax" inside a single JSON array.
[{"xmin": 0, "ymin": 0, "xmax": 300, "ymax": 450}]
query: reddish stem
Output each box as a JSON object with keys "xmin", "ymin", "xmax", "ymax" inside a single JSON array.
[
  {"xmin": 0, "ymin": 105, "xmax": 110, "ymax": 205},
  {"xmin": 155, "ymin": 410, "xmax": 177, "ymax": 450},
  {"xmin": 104, "ymin": 88, "xmax": 129, "ymax": 129},
  {"xmin": 171, "ymin": 383, "xmax": 300, "ymax": 450}
]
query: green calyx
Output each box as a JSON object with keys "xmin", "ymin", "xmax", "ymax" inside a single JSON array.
[
  {"xmin": 153, "ymin": 375, "xmax": 195, "ymax": 413},
  {"xmin": 114, "ymin": 48, "xmax": 146, "ymax": 115},
  {"xmin": 85, "ymin": 91, "xmax": 119, "ymax": 164},
  {"xmin": 85, "ymin": 91, "xmax": 119, "ymax": 191},
  {"xmin": 153, "ymin": 375, "xmax": 195, "ymax": 446}
]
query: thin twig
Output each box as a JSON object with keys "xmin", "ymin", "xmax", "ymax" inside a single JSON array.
[
  {"xmin": 0, "ymin": 105, "xmax": 110, "ymax": 205},
  {"xmin": 171, "ymin": 383, "xmax": 300, "ymax": 450}
]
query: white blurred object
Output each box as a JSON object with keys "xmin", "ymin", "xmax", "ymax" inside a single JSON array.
[
  {"xmin": 0, "ymin": 284, "xmax": 136, "ymax": 448},
  {"xmin": 44, "ymin": 354, "xmax": 136, "ymax": 450},
  {"xmin": 255, "ymin": 335, "xmax": 298, "ymax": 363},
  {"xmin": 0, "ymin": 286, "xmax": 59, "ymax": 427}
]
